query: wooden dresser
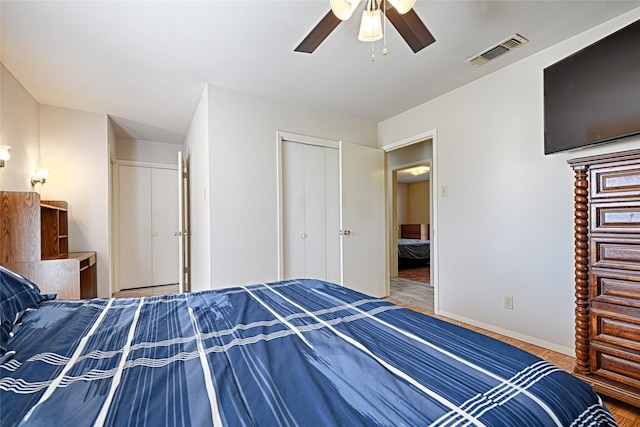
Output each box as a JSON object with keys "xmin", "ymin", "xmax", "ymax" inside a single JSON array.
[
  {"xmin": 0, "ymin": 191, "xmax": 97, "ymax": 299},
  {"xmin": 569, "ymin": 149, "xmax": 640, "ymax": 407}
]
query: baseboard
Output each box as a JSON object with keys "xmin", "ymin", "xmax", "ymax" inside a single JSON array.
[{"xmin": 437, "ymin": 310, "xmax": 574, "ymax": 357}]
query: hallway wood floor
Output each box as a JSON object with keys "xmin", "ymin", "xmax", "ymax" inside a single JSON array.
[{"xmin": 397, "ymin": 266, "xmax": 430, "ymax": 284}]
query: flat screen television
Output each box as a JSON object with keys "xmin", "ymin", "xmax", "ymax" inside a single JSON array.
[{"xmin": 544, "ymin": 19, "xmax": 640, "ymax": 155}]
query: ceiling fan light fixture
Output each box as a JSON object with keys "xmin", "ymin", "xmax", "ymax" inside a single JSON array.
[
  {"xmin": 330, "ymin": 0, "xmax": 362, "ymax": 20},
  {"xmin": 386, "ymin": 0, "xmax": 416, "ymax": 14},
  {"xmin": 358, "ymin": 1, "xmax": 383, "ymax": 42},
  {"xmin": 358, "ymin": 9, "xmax": 383, "ymax": 42},
  {"xmin": 409, "ymin": 166, "xmax": 430, "ymax": 175},
  {"xmin": 296, "ymin": 0, "xmax": 433, "ymax": 54}
]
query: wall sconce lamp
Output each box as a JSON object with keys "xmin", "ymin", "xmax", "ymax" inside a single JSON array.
[
  {"xmin": 0, "ymin": 145, "xmax": 11, "ymax": 168},
  {"xmin": 31, "ymin": 168, "xmax": 50, "ymax": 186}
]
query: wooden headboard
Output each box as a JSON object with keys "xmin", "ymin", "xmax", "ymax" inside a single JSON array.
[{"xmin": 400, "ymin": 224, "xmax": 429, "ymax": 240}]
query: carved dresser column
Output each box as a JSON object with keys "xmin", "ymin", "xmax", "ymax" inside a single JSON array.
[
  {"xmin": 572, "ymin": 165, "xmax": 590, "ymax": 376},
  {"xmin": 568, "ymin": 149, "xmax": 640, "ymax": 407}
]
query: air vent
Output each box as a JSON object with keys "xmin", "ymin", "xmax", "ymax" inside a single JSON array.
[{"xmin": 465, "ymin": 34, "xmax": 529, "ymax": 66}]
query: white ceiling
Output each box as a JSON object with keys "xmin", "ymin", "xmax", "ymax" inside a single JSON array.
[{"xmin": 2, "ymin": 1, "xmax": 639, "ymax": 144}]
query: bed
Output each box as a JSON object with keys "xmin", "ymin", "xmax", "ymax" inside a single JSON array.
[
  {"xmin": 1, "ymin": 266, "xmax": 617, "ymax": 426},
  {"xmin": 398, "ymin": 238, "xmax": 430, "ymax": 268}
]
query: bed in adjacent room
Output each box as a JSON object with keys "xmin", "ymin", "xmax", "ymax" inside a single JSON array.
[
  {"xmin": 398, "ymin": 223, "xmax": 430, "ymax": 268},
  {"xmin": 0, "ymin": 266, "xmax": 617, "ymax": 426},
  {"xmin": 398, "ymin": 238, "xmax": 431, "ymax": 268}
]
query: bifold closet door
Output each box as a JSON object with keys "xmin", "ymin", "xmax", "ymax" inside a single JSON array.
[
  {"xmin": 151, "ymin": 168, "xmax": 179, "ymax": 286},
  {"xmin": 118, "ymin": 165, "xmax": 179, "ymax": 289},
  {"xmin": 119, "ymin": 165, "xmax": 153, "ymax": 289},
  {"xmin": 282, "ymin": 141, "xmax": 340, "ymax": 282}
]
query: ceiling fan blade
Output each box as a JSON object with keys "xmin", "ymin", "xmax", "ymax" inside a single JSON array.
[
  {"xmin": 382, "ymin": 2, "xmax": 435, "ymax": 53},
  {"xmin": 295, "ymin": 10, "xmax": 342, "ymax": 53}
]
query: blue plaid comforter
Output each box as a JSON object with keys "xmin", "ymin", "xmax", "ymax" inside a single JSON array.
[{"xmin": 0, "ymin": 279, "xmax": 616, "ymax": 426}]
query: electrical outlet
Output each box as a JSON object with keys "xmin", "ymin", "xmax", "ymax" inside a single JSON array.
[{"xmin": 504, "ymin": 295, "xmax": 513, "ymax": 310}]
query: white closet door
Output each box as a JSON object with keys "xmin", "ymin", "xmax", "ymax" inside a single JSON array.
[
  {"xmin": 282, "ymin": 141, "xmax": 340, "ymax": 281},
  {"xmin": 282, "ymin": 141, "xmax": 306, "ymax": 279},
  {"xmin": 304, "ymin": 144, "xmax": 329, "ymax": 279},
  {"xmin": 324, "ymin": 148, "xmax": 341, "ymax": 284},
  {"xmin": 119, "ymin": 165, "xmax": 153, "ymax": 289},
  {"xmin": 340, "ymin": 142, "xmax": 386, "ymax": 297},
  {"xmin": 151, "ymin": 168, "xmax": 179, "ymax": 286}
]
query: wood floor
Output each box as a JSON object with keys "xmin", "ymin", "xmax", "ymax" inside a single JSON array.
[
  {"xmin": 114, "ymin": 276, "xmax": 640, "ymax": 424},
  {"xmin": 392, "ymin": 266, "xmax": 433, "ymax": 311},
  {"xmin": 397, "ymin": 266, "xmax": 430, "ymax": 283},
  {"xmin": 389, "ymin": 278, "xmax": 433, "ymax": 312}
]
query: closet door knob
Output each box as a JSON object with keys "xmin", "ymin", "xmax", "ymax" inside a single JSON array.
[{"xmin": 300, "ymin": 233, "xmax": 307, "ymax": 239}]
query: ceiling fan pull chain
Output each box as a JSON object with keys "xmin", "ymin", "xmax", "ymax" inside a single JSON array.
[
  {"xmin": 371, "ymin": 40, "xmax": 375, "ymax": 62},
  {"xmin": 383, "ymin": 0, "xmax": 388, "ymax": 55}
]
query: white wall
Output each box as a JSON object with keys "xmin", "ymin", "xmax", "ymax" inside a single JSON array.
[
  {"xmin": 396, "ymin": 182, "xmax": 430, "ymax": 225},
  {"xmin": 378, "ymin": 9, "xmax": 640, "ymax": 355},
  {"xmin": 397, "ymin": 183, "xmax": 409, "ymax": 224},
  {"xmin": 387, "ymin": 139, "xmax": 432, "ymax": 168},
  {"xmin": 183, "ymin": 85, "xmax": 211, "ymax": 292},
  {"xmin": 116, "ymin": 138, "xmax": 181, "ymax": 164},
  {"xmin": 408, "ymin": 181, "xmax": 430, "ymax": 225},
  {"xmin": 205, "ymin": 85, "xmax": 378, "ymax": 288},
  {"xmin": 0, "ymin": 64, "xmax": 40, "ymax": 190},
  {"xmin": 40, "ymin": 105, "xmax": 111, "ymax": 298}
]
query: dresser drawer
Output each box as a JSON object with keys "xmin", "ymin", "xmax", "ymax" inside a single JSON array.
[
  {"xmin": 591, "ymin": 268, "xmax": 640, "ymax": 307},
  {"xmin": 591, "ymin": 163, "xmax": 640, "ymax": 199},
  {"xmin": 591, "ymin": 238, "xmax": 640, "ymax": 271},
  {"xmin": 590, "ymin": 304, "xmax": 640, "ymax": 351},
  {"xmin": 590, "ymin": 342, "xmax": 640, "ymax": 390},
  {"xmin": 591, "ymin": 201, "xmax": 640, "ymax": 234}
]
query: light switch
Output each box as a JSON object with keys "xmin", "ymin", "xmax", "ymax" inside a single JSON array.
[{"xmin": 441, "ymin": 185, "xmax": 448, "ymax": 197}]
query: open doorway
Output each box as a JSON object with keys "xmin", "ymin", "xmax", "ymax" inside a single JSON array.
[{"xmin": 386, "ymin": 140, "xmax": 433, "ymax": 312}]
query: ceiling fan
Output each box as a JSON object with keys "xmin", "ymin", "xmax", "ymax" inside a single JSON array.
[{"xmin": 295, "ymin": 0, "xmax": 435, "ymax": 54}]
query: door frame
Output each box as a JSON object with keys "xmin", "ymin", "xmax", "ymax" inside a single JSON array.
[
  {"xmin": 275, "ymin": 131, "xmax": 339, "ymax": 281},
  {"xmin": 381, "ymin": 129, "xmax": 439, "ymax": 312},
  {"xmin": 178, "ymin": 151, "xmax": 190, "ymax": 293},
  {"xmin": 389, "ymin": 159, "xmax": 431, "ymax": 278}
]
